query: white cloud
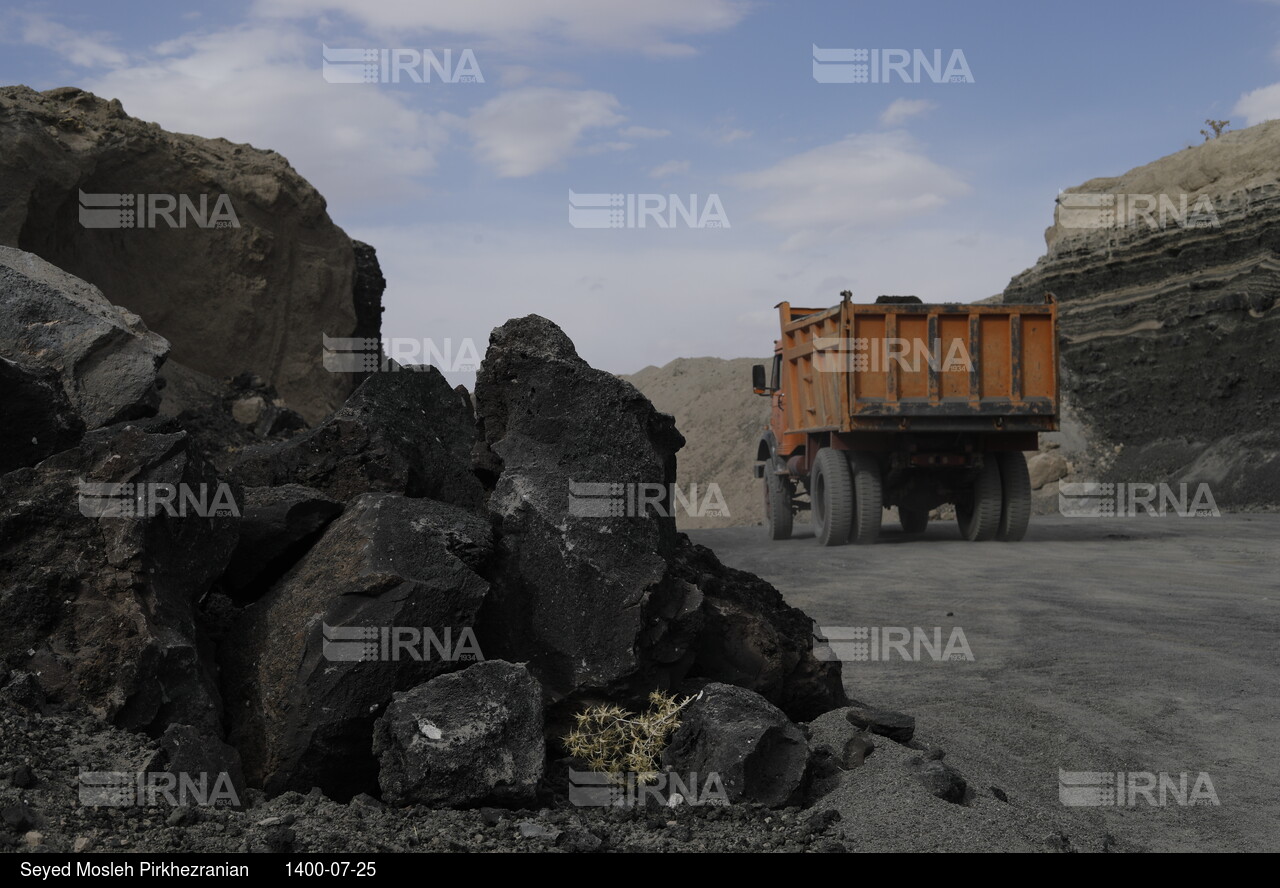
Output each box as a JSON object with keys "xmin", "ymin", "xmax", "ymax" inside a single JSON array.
[
  {"xmin": 495, "ymin": 65, "xmax": 581, "ymax": 87},
  {"xmin": 584, "ymin": 140, "xmax": 634, "ymax": 154},
  {"xmin": 1234, "ymin": 82, "xmax": 1280, "ymax": 125},
  {"xmin": 716, "ymin": 127, "xmax": 752, "ymax": 144},
  {"xmin": 497, "ymin": 64, "xmax": 538, "ymax": 86},
  {"xmin": 732, "ymin": 132, "xmax": 970, "ymax": 241},
  {"xmin": 19, "ymin": 14, "xmax": 128, "ymax": 67},
  {"xmin": 80, "ymin": 26, "xmax": 447, "ymax": 214},
  {"xmin": 641, "ymin": 41, "xmax": 701, "ymax": 58},
  {"xmin": 620, "ymin": 125, "xmax": 671, "ymax": 139},
  {"xmin": 251, "ymin": 0, "xmax": 749, "ymax": 54},
  {"xmin": 879, "ymin": 98, "xmax": 936, "ymax": 127},
  {"xmin": 650, "ymin": 159, "xmax": 690, "ymax": 178},
  {"xmin": 465, "ymin": 87, "xmax": 625, "ymax": 177}
]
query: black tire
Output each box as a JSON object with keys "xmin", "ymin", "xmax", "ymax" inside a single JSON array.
[
  {"xmin": 956, "ymin": 459, "xmax": 1002, "ymax": 541},
  {"xmin": 995, "ymin": 451, "xmax": 1032, "ymax": 542},
  {"xmin": 811, "ymin": 448, "xmax": 854, "ymax": 547},
  {"xmin": 899, "ymin": 507, "xmax": 929, "ymax": 534},
  {"xmin": 764, "ymin": 469, "xmax": 793, "ymax": 541},
  {"xmin": 847, "ymin": 452, "xmax": 883, "ymax": 545}
]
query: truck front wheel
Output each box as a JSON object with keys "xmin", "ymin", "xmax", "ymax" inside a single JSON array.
[
  {"xmin": 956, "ymin": 459, "xmax": 1003, "ymax": 541},
  {"xmin": 811, "ymin": 448, "xmax": 854, "ymax": 546},
  {"xmin": 764, "ymin": 470, "xmax": 794, "ymax": 541}
]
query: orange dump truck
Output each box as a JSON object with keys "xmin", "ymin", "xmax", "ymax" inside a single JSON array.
[{"xmin": 752, "ymin": 291, "xmax": 1059, "ymax": 545}]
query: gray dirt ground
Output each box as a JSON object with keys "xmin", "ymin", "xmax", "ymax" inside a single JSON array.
[
  {"xmin": 689, "ymin": 513, "xmax": 1280, "ymax": 853},
  {"xmin": 4, "ymin": 517, "xmax": 1273, "ymax": 854}
]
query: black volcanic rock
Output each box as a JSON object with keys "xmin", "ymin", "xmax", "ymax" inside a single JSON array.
[
  {"xmin": 0, "ymin": 356, "xmax": 84, "ymax": 473},
  {"xmin": 0, "ymin": 245, "xmax": 167, "ymax": 429},
  {"xmin": 473, "ymin": 315, "xmax": 846, "ymax": 720},
  {"xmin": 0, "ymin": 243, "xmax": 852, "ymax": 808},
  {"xmin": 0, "ymin": 419, "xmax": 238, "ymax": 735},
  {"xmin": 661, "ymin": 683, "xmax": 808, "ymax": 807},
  {"xmin": 221, "ymin": 484, "xmax": 344, "ymax": 601},
  {"xmin": 372, "ymin": 660, "xmax": 544, "ymax": 807},
  {"xmin": 231, "ymin": 368, "xmax": 484, "ymax": 507},
  {"xmin": 671, "ymin": 541, "xmax": 847, "ymax": 722},
  {"xmin": 222, "ymin": 493, "xmax": 491, "ymax": 800},
  {"xmin": 474, "ymin": 314, "xmax": 697, "ymax": 699}
]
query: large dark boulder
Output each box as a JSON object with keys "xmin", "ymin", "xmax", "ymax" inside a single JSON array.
[
  {"xmin": 0, "ymin": 356, "xmax": 84, "ymax": 473},
  {"xmin": 221, "ymin": 484, "xmax": 344, "ymax": 601},
  {"xmin": 231, "ymin": 369, "xmax": 483, "ymax": 508},
  {"xmin": 222, "ymin": 493, "xmax": 492, "ymax": 800},
  {"xmin": 474, "ymin": 315, "xmax": 700, "ymax": 700},
  {"xmin": 473, "ymin": 315, "xmax": 845, "ymax": 720},
  {"xmin": 0, "ymin": 419, "xmax": 238, "ymax": 734},
  {"xmin": 0, "ymin": 245, "xmax": 167, "ymax": 430},
  {"xmin": 661, "ymin": 683, "xmax": 808, "ymax": 807},
  {"xmin": 372, "ymin": 660, "xmax": 544, "ymax": 807},
  {"xmin": 671, "ymin": 541, "xmax": 847, "ymax": 722}
]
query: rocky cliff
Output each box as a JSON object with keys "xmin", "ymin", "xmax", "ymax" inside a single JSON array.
[
  {"xmin": 1003, "ymin": 120, "xmax": 1280, "ymax": 508},
  {"xmin": 0, "ymin": 85, "xmax": 381, "ymax": 424}
]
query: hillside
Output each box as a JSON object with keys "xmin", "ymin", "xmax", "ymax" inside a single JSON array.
[{"xmin": 622, "ymin": 357, "xmax": 770, "ymax": 529}]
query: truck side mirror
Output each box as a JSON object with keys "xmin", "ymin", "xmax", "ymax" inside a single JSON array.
[{"xmin": 752, "ymin": 363, "xmax": 769, "ymax": 395}]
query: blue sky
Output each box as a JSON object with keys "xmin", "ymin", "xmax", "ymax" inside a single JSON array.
[{"xmin": 5, "ymin": 0, "xmax": 1280, "ymax": 384}]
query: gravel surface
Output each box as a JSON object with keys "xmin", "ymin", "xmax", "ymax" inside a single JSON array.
[{"xmin": 690, "ymin": 514, "xmax": 1280, "ymax": 852}]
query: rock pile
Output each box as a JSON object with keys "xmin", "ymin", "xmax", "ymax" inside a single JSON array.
[{"xmin": 1, "ymin": 251, "xmax": 846, "ymax": 807}]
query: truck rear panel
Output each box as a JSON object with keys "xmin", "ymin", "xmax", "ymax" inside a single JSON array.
[{"xmin": 776, "ymin": 295, "xmax": 1059, "ymax": 435}]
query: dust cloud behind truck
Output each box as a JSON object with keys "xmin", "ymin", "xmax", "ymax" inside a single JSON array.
[{"xmin": 752, "ymin": 291, "xmax": 1060, "ymax": 545}]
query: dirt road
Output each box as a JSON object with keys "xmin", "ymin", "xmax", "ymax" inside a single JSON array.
[{"xmin": 689, "ymin": 514, "xmax": 1280, "ymax": 852}]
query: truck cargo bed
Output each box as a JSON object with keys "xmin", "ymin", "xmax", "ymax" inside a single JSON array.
[{"xmin": 775, "ymin": 294, "xmax": 1059, "ymax": 434}]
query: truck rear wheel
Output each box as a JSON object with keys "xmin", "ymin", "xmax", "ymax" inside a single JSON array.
[
  {"xmin": 899, "ymin": 507, "xmax": 929, "ymax": 534},
  {"xmin": 956, "ymin": 459, "xmax": 1002, "ymax": 541},
  {"xmin": 811, "ymin": 448, "xmax": 853, "ymax": 546},
  {"xmin": 995, "ymin": 451, "xmax": 1032, "ymax": 542},
  {"xmin": 764, "ymin": 470, "xmax": 793, "ymax": 541},
  {"xmin": 847, "ymin": 452, "xmax": 883, "ymax": 545}
]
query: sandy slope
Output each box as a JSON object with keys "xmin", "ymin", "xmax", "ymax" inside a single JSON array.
[{"xmin": 622, "ymin": 357, "xmax": 770, "ymax": 530}]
